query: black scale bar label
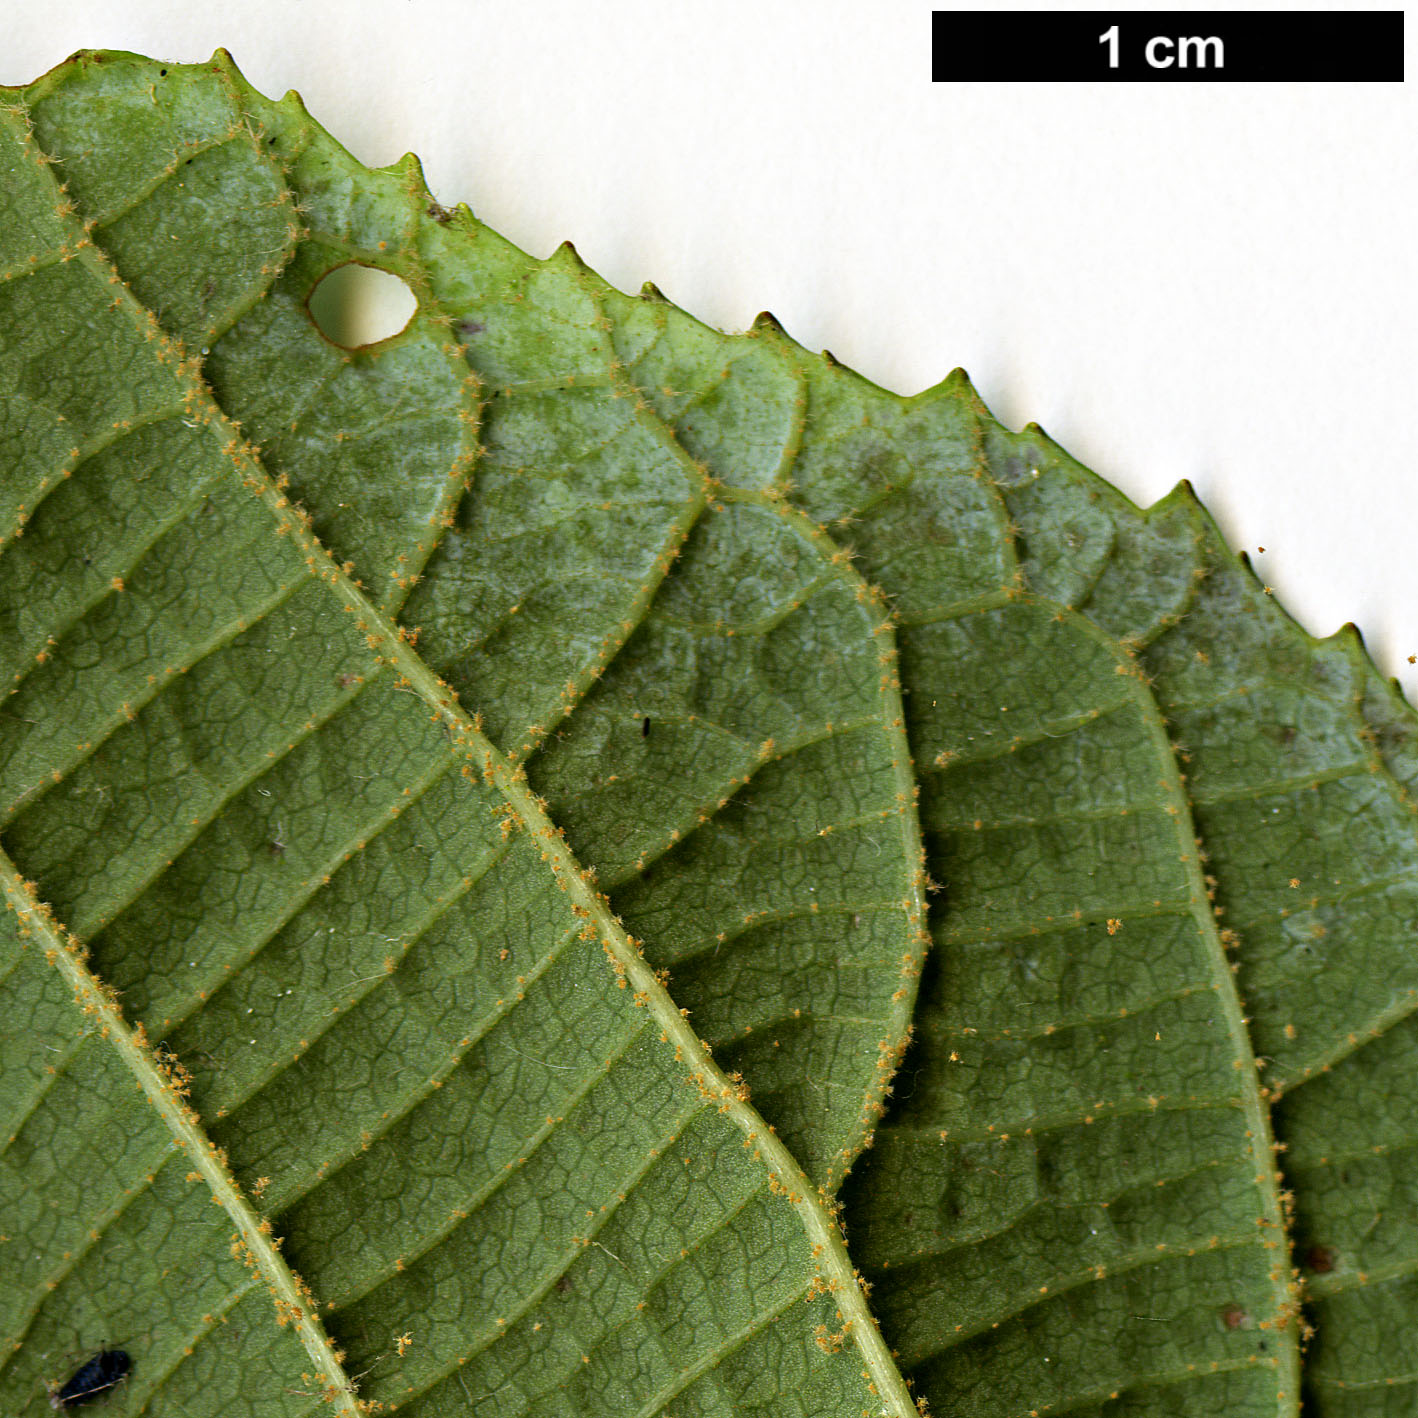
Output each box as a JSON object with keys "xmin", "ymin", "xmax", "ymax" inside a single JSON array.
[{"xmin": 932, "ymin": 10, "xmax": 1403, "ymax": 81}]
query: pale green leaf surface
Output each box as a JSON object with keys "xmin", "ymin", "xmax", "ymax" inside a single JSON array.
[
  {"xmin": 19, "ymin": 51, "xmax": 928, "ymax": 1193},
  {"xmin": 4, "ymin": 47, "xmax": 1418, "ymax": 1418},
  {"xmin": 0, "ymin": 78, "xmax": 914, "ymax": 1418}
]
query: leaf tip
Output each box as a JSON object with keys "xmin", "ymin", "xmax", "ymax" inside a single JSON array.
[
  {"xmin": 1336, "ymin": 619, "xmax": 1366, "ymax": 649},
  {"xmin": 940, "ymin": 366, "xmax": 982, "ymax": 402}
]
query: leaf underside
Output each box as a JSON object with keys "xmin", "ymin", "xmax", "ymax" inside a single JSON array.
[{"xmin": 1, "ymin": 49, "xmax": 1414, "ymax": 1418}]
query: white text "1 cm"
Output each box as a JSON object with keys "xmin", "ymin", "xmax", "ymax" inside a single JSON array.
[{"xmin": 1098, "ymin": 25, "xmax": 1225, "ymax": 69}]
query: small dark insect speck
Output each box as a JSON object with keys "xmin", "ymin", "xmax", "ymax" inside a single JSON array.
[
  {"xmin": 50, "ymin": 1348, "xmax": 131, "ymax": 1409},
  {"xmin": 554, "ymin": 1275, "xmax": 573, "ymax": 1294},
  {"xmin": 641, "ymin": 716, "xmax": 651, "ymax": 739},
  {"xmin": 457, "ymin": 319, "xmax": 485, "ymax": 337}
]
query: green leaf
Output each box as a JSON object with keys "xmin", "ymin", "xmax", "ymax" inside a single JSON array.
[
  {"xmin": 0, "ymin": 75, "xmax": 913, "ymax": 1418},
  {"xmin": 4, "ymin": 47, "xmax": 1416, "ymax": 1418},
  {"xmin": 17, "ymin": 51, "xmax": 930, "ymax": 1197}
]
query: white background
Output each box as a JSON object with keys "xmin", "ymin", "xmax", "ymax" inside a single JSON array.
[{"xmin": 6, "ymin": 3, "xmax": 1416, "ymax": 690}]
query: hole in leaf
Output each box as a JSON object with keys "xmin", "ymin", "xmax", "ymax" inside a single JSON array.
[{"xmin": 306, "ymin": 263, "xmax": 416, "ymax": 349}]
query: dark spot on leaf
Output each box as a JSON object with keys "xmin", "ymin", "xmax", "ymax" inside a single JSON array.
[
  {"xmin": 1220, "ymin": 1303, "xmax": 1248, "ymax": 1330},
  {"xmin": 642, "ymin": 716, "xmax": 651, "ymax": 738},
  {"xmin": 1306, "ymin": 1244, "xmax": 1338, "ymax": 1273},
  {"xmin": 458, "ymin": 319, "xmax": 486, "ymax": 337},
  {"xmin": 554, "ymin": 1275, "xmax": 573, "ymax": 1294}
]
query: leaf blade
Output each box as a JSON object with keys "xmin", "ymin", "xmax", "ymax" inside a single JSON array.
[{"xmin": 0, "ymin": 78, "xmax": 918, "ymax": 1416}]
